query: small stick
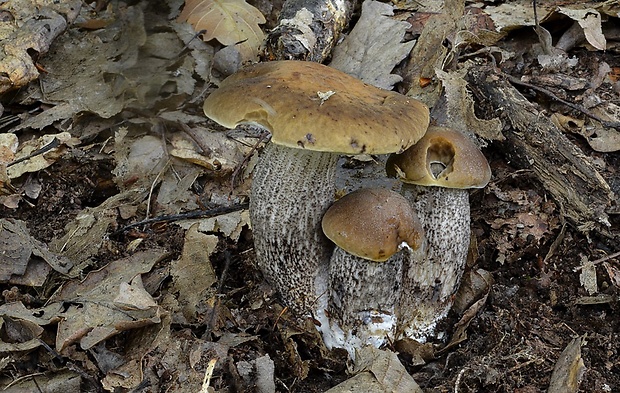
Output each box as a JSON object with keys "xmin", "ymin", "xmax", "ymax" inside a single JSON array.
[
  {"xmin": 7, "ymin": 137, "xmax": 60, "ymax": 167},
  {"xmin": 230, "ymin": 130, "xmax": 270, "ymax": 191},
  {"xmin": 505, "ymin": 74, "xmax": 620, "ymax": 130},
  {"xmin": 574, "ymin": 250, "xmax": 620, "ymax": 271},
  {"xmin": 111, "ymin": 203, "xmax": 248, "ymax": 236}
]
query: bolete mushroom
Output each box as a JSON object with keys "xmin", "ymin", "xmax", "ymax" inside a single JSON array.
[
  {"xmin": 321, "ymin": 188, "xmax": 425, "ymax": 353},
  {"xmin": 203, "ymin": 61, "xmax": 429, "ymax": 317},
  {"xmin": 386, "ymin": 126, "xmax": 491, "ymax": 340}
]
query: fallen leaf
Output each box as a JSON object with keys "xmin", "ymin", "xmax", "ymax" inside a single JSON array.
[
  {"xmin": 352, "ymin": 347, "xmax": 423, "ymax": 393},
  {"xmin": 578, "ymin": 256, "xmax": 598, "ymax": 295},
  {"xmin": 50, "ymin": 190, "xmax": 147, "ymax": 275},
  {"xmin": 548, "ymin": 336, "xmax": 586, "ymax": 393},
  {"xmin": 603, "ymin": 261, "xmax": 620, "ymax": 288},
  {"xmin": 0, "ymin": 369, "xmax": 82, "ymax": 391},
  {"xmin": 179, "ymin": 209, "xmax": 250, "ymax": 241},
  {"xmin": 170, "ymin": 225, "xmax": 219, "ymax": 323},
  {"xmin": 329, "ymin": 0, "xmax": 415, "ymax": 90},
  {"xmin": 436, "ymin": 67, "xmax": 504, "ymax": 140},
  {"xmin": 0, "ymin": 316, "xmax": 44, "ymax": 353},
  {"xmin": 452, "ymin": 268, "xmax": 494, "ymax": 315},
  {"xmin": 48, "ymin": 249, "xmax": 167, "ymax": 351},
  {"xmin": 441, "ymin": 292, "xmax": 489, "ymax": 353},
  {"xmin": 102, "ymin": 314, "xmax": 171, "ymax": 390},
  {"xmin": 7, "ymin": 132, "xmax": 79, "ymax": 179},
  {"xmin": 559, "ymin": 7, "xmax": 606, "ymax": 50},
  {"xmin": 324, "ymin": 371, "xmax": 387, "ymax": 393},
  {"xmin": 587, "ymin": 127, "xmax": 620, "ymax": 152},
  {"xmin": 178, "ymin": 0, "xmax": 265, "ymax": 61},
  {"xmin": 0, "ymin": 218, "xmax": 72, "ymax": 282},
  {"xmin": 484, "ymin": 1, "xmax": 554, "ymax": 31},
  {"xmin": 0, "ymin": 0, "xmax": 81, "ymax": 94}
]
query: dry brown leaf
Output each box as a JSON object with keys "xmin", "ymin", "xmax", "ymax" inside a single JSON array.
[
  {"xmin": 0, "ymin": 369, "xmax": 82, "ymax": 391},
  {"xmin": 7, "ymin": 132, "xmax": 79, "ymax": 179},
  {"xmin": 170, "ymin": 225, "xmax": 218, "ymax": 323},
  {"xmin": 548, "ymin": 336, "xmax": 586, "ymax": 393},
  {"xmin": 178, "ymin": 0, "xmax": 265, "ymax": 61},
  {"xmin": 0, "ymin": 0, "xmax": 81, "ymax": 94},
  {"xmin": 329, "ymin": 0, "xmax": 415, "ymax": 90},
  {"xmin": 0, "ymin": 219, "xmax": 72, "ymax": 282},
  {"xmin": 436, "ymin": 67, "xmax": 504, "ymax": 140},
  {"xmin": 50, "ymin": 190, "xmax": 147, "ymax": 276},
  {"xmin": 48, "ymin": 249, "xmax": 167, "ymax": 352},
  {"xmin": 352, "ymin": 347, "xmax": 423, "ymax": 393},
  {"xmin": 0, "ymin": 249, "xmax": 166, "ymax": 355},
  {"xmin": 558, "ymin": 7, "xmax": 606, "ymax": 51}
]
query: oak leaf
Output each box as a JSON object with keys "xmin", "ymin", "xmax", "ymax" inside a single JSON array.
[{"xmin": 178, "ymin": 0, "xmax": 265, "ymax": 61}]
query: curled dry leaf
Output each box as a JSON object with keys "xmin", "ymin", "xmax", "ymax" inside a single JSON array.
[
  {"xmin": 558, "ymin": 7, "xmax": 606, "ymax": 51},
  {"xmin": 351, "ymin": 347, "xmax": 423, "ymax": 393},
  {"xmin": 178, "ymin": 0, "xmax": 265, "ymax": 61}
]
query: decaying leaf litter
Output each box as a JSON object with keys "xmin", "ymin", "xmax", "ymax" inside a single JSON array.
[{"xmin": 0, "ymin": 0, "xmax": 618, "ymax": 391}]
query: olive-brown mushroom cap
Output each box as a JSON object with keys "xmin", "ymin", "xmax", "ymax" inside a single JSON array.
[
  {"xmin": 322, "ymin": 188, "xmax": 424, "ymax": 262},
  {"xmin": 203, "ymin": 61, "xmax": 430, "ymax": 154},
  {"xmin": 386, "ymin": 126, "xmax": 491, "ymax": 189}
]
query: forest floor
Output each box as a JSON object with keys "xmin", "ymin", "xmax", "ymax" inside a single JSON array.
[{"xmin": 0, "ymin": 0, "xmax": 618, "ymax": 392}]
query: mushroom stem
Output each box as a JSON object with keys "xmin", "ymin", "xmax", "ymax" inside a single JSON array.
[
  {"xmin": 397, "ymin": 185, "xmax": 470, "ymax": 340},
  {"xmin": 250, "ymin": 143, "xmax": 337, "ymax": 316},
  {"xmin": 326, "ymin": 248, "xmax": 403, "ymax": 351}
]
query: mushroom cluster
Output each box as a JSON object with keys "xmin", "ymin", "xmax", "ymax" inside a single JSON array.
[
  {"xmin": 203, "ymin": 60, "xmax": 492, "ymax": 354},
  {"xmin": 203, "ymin": 61, "xmax": 429, "ymax": 317}
]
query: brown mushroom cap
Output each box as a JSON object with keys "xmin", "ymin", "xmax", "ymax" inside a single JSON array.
[
  {"xmin": 386, "ymin": 126, "xmax": 491, "ymax": 189},
  {"xmin": 203, "ymin": 61, "xmax": 430, "ymax": 154},
  {"xmin": 322, "ymin": 188, "xmax": 424, "ymax": 262}
]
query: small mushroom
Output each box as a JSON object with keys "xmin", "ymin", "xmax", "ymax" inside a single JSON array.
[
  {"xmin": 203, "ymin": 61, "xmax": 429, "ymax": 317},
  {"xmin": 321, "ymin": 188, "xmax": 425, "ymax": 353},
  {"xmin": 386, "ymin": 126, "xmax": 491, "ymax": 340}
]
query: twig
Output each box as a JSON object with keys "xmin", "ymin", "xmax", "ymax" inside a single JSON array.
[
  {"xmin": 230, "ymin": 130, "xmax": 270, "ymax": 191},
  {"xmin": 146, "ymin": 160, "xmax": 170, "ymax": 220},
  {"xmin": 110, "ymin": 203, "xmax": 249, "ymax": 236},
  {"xmin": 199, "ymin": 358, "xmax": 218, "ymax": 393},
  {"xmin": 7, "ymin": 137, "xmax": 60, "ymax": 167},
  {"xmin": 505, "ymin": 74, "xmax": 620, "ymax": 129},
  {"xmin": 37, "ymin": 339, "xmax": 103, "ymax": 392},
  {"xmin": 574, "ymin": 250, "xmax": 620, "ymax": 271},
  {"xmin": 203, "ymin": 251, "xmax": 233, "ymax": 336},
  {"xmin": 454, "ymin": 367, "xmax": 466, "ymax": 393},
  {"xmin": 178, "ymin": 122, "xmax": 212, "ymax": 157}
]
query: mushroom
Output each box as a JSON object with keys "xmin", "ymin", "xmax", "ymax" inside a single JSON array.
[
  {"xmin": 203, "ymin": 61, "xmax": 429, "ymax": 317},
  {"xmin": 385, "ymin": 126, "xmax": 491, "ymax": 340},
  {"xmin": 321, "ymin": 188, "xmax": 425, "ymax": 353}
]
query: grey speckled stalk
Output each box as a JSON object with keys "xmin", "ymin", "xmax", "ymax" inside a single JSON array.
[
  {"xmin": 397, "ymin": 185, "xmax": 470, "ymax": 340},
  {"xmin": 327, "ymin": 248, "xmax": 403, "ymax": 349},
  {"xmin": 250, "ymin": 143, "xmax": 337, "ymax": 317}
]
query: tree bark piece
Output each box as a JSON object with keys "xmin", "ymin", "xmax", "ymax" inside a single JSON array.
[
  {"xmin": 466, "ymin": 66, "xmax": 614, "ymax": 235},
  {"xmin": 263, "ymin": 0, "xmax": 351, "ymax": 62}
]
